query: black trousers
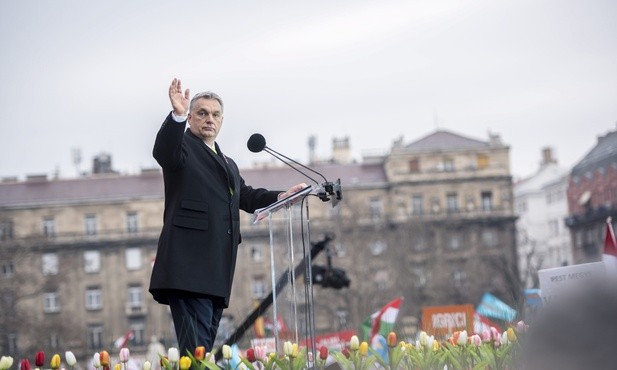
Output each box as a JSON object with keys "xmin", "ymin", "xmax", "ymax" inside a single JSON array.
[{"xmin": 168, "ymin": 293, "xmax": 225, "ymax": 356}]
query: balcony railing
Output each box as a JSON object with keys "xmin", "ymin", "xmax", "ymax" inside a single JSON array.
[{"xmin": 125, "ymin": 303, "xmax": 147, "ymax": 316}]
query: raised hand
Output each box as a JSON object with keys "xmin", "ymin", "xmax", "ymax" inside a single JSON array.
[{"xmin": 168, "ymin": 78, "xmax": 190, "ymax": 115}]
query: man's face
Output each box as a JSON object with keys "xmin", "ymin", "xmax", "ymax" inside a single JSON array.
[{"xmin": 187, "ymin": 98, "xmax": 223, "ymax": 145}]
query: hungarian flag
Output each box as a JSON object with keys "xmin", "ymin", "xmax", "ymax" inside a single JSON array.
[
  {"xmin": 603, "ymin": 217, "xmax": 617, "ymax": 276},
  {"xmin": 361, "ymin": 296, "xmax": 403, "ymax": 342},
  {"xmin": 113, "ymin": 330, "xmax": 134, "ymax": 348},
  {"xmin": 603, "ymin": 217, "xmax": 617, "ymax": 257}
]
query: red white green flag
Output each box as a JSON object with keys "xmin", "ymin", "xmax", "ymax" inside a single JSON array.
[
  {"xmin": 361, "ymin": 296, "xmax": 404, "ymax": 341},
  {"xmin": 604, "ymin": 217, "xmax": 617, "ymax": 257}
]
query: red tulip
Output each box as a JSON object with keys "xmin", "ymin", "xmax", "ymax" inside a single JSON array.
[
  {"xmin": 194, "ymin": 346, "xmax": 205, "ymax": 361},
  {"xmin": 99, "ymin": 351, "xmax": 110, "ymax": 367},
  {"xmin": 20, "ymin": 359, "xmax": 31, "ymax": 370},
  {"xmin": 319, "ymin": 346, "xmax": 328, "ymax": 360},
  {"xmin": 341, "ymin": 348, "xmax": 350, "ymax": 359},
  {"xmin": 35, "ymin": 352, "xmax": 45, "ymax": 367},
  {"xmin": 245, "ymin": 348, "xmax": 256, "ymax": 363}
]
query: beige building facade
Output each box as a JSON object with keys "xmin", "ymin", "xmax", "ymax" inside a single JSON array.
[{"xmin": 0, "ymin": 130, "xmax": 519, "ymax": 360}]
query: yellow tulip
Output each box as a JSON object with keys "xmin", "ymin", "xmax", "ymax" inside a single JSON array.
[
  {"xmin": 432, "ymin": 340, "xmax": 440, "ymax": 351},
  {"xmin": 179, "ymin": 357, "xmax": 191, "ymax": 370},
  {"xmin": 50, "ymin": 354, "xmax": 61, "ymax": 370},
  {"xmin": 291, "ymin": 343, "xmax": 299, "ymax": 358},
  {"xmin": 114, "ymin": 363, "xmax": 122, "ymax": 370},
  {"xmin": 507, "ymin": 327, "xmax": 517, "ymax": 342},
  {"xmin": 359, "ymin": 342, "xmax": 369, "ymax": 357}
]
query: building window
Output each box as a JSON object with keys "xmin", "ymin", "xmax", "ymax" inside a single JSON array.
[
  {"xmin": 477, "ymin": 154, "xmax": 489, "ymax": 169},
  {"xmin": 2, "ymin": 261, "xmax": 14, "ymax": 278},
  {"xmin": 412, "ymin": 234, "xmax": 427, "ymax": 252},
  {"xmin": 335, "ymin": 308, "xmax": 348, "ymax": 330},
  {"xmin": 126, "ymin": 212, "xmax": 139, "ymax": 234},
  {"xmin": 84, "ymin": 251, "xmax": 101, "ymax": 273},
  {"xmin": 42, "ymin": 253, "xmax": 59, "ymax": 275},
  {"xmin": 7, "ymin": 333, "xmax": 17, "ymax": 355},
  {"xmin": 446, "ymin": 193, "xmax": 459, "ymax": 213},
  {"xmin": 517, "ymin": 200, "xmax": 527, "ymax": 213},
  {"xmin": 335, "ymin": 242, "xmax": 347, "ymax": 257},
  {"xmin": 548, "ymin": 219, "xmax": 559, "ymax": 237},
  {"xmin": 127, "ymin": 285, "xmax": 143, "ymax": 309},
  {"xmin": 84, "ymin": 214, "xmax": 97, "ymax": 236},
  {"xmin": 447, "ymin": 233, "xmax": 461, "ymax": 250},
  {"xmin": 370, "ymin": 240, "xmax": 387, "ymax": 255},
  {"xmin": 369, "ymin": 197, "xmax": 383, "ymax": 220},
  {"xmin": 85, "ymin": 287, "xmax": 103, "ymax": 311},
  {"xmin": 43, "ymin": 217, "xmax": 55, "ymax": 238},
  {"xmin": 431, "ymin": 197, "xmax": 441, "ymax": 213},
  {"xmin": 396, "ymin": 200, "xmax": 407, "ymax": 218},
  {"xmin": 251, "ymin": 275, "xmax": 266, "ymax": 299},
  {"xmin": 126, "ymin": 248, "xmax": 142, "ymax": 270},
  {"xmin": 251, "ymin": 244, "xmax": 264, "ymax": 262},
  {"xmin": 453, "ymin": 270, "xmax": 467, "ymax": 288},
  {"xmin": 50, "ymin": 333, "xmax": 60, "ymax": 349},
  {"xmin": 481, "ymin": 230, "xmax": 497, "ymax": 248},
  {"xmin": 129, "ymin": 319, "xmax": 146, "ymax": 346},
  {"xmin": 481, "ymin": 191, "xmax": 493, "ymax": 211},
  {"xmin": 43, "ymin": 291, "xmax": 60, "ymax": 313},
  {"xmin": 412, "ymin": 195, "xmax": 423, "ymax": 215},
  {"xmin": 443, "ymin": 158, "xmax": 454, "ymax": 172},
  {"xmin": 374, "ymin": 270, "xmax": 389, "ymax": 289},
  {"xmin": 88, "ymin": 324, "xmax": 104, "ymax": 350},
  {"xmin": 409, "ymin": 158, "xmax": 420, "ymax": 173},
  {"xmin": 413, "ymin": 267, "xmax": 428, "ymax": 288},
  {"xmin": 0, "ymin": 219, "xmax": 14, "ymax": 241}
]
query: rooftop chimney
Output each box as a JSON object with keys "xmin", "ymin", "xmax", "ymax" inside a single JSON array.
[
  {"xmin": 541, "ymin": 147, "xmax": 557, "ymax": 166},
  {"xmin": 93, "ymin": 153, "xmax": 116, "ymax": 174},
  {"xmin": 332, "ymin": 136, "xmax": 351, "ymax": 164}
]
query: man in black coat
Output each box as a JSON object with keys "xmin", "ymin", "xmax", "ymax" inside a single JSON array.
[{"xmin": 150, "ymin": 78, "xmax": 306, "ymax": 355}]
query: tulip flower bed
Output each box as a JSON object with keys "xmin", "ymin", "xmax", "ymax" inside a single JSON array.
[{"xmin": 0, "ymin": 322, "xmax": 527, "ymax": 370}]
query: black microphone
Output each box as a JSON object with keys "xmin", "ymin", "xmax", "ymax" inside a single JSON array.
[
  {"xmin": 246, "ymin": 133, "xmax": 343, "ymax": 205},
  {"xmin": 247, "ymin": 133, "xmax": 325, "ymax": 185}
]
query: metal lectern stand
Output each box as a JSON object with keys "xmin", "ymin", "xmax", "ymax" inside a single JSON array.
[{"xmin": 253, "ymin": 185, "xmax": 316, "ymax": 354}]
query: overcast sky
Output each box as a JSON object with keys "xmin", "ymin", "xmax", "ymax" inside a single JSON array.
[{"xmin": 1, "ymin": 0, "xmax": 616, "ymax": 182}]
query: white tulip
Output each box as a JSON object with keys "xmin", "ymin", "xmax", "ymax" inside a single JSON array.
[
  {"xmin": 65, "ymin": 352, "xmax": 77, "ymax": 367},
  {"xmin": 167, "ymin": 348, "xmax": 179, "ymax": 363},
  {"xmin": 0, "ymin": 356, "xmax": 14, "ymax": 370}
]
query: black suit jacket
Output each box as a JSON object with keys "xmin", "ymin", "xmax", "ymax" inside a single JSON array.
[{"xmin": 149, "ymin": 113, "xmax": 279, "ymax": 307}]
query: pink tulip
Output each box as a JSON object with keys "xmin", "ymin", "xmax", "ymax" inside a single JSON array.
[
  {"xmin": 490, "ymin": 327, "xmax": 500, "ymax": 342},
  {"xmin": 254, "ymin": 346, "xmax": 266, "ymax": 361},
  {"xmin": 119, "ymin": 348, "xmax": 130, "ymax": 363}
]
